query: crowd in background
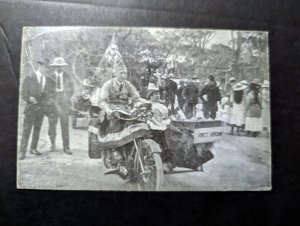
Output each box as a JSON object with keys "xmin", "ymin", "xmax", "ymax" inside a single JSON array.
[
  {"xmin": 78, "ymin": 65, "xmax": 270, "ymax": 138},
  {"xmin": 19, "ymin": 53, "xmax": 270, "ymax": 162},
  {"xmin": 144, "ymin": 73, "xmax": 270, "ymax": 138},
  {"xmin": 219, "ymin": 77, "xmax": 270, "ymax": 137}
]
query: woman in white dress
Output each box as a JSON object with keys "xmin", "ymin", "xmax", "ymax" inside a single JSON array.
[
  {"xmin": 220, "ymin": 93, "xmax": 231, "ymax": 123},
  {"xmin": 229, "ymin": 83, "xmax": 248, "ymax": 135},
  {"xmin": 220, "ymin": 93, "xmax": 231, "ymax": 133}
]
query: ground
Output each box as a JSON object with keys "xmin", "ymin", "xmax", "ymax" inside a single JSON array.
[{"xmin": 17, "ymin": 113, "xmax": 271, "ymax": 191}]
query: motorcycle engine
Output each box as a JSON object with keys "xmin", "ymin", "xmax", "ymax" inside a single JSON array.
[{"xmin": 119, "ymin": 162, "xmax": 129, "ymax": 179}]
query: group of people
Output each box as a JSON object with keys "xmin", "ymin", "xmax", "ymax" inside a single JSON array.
[
  {"xmin": 19, "ymin": 57, "xmax": 74, "ymax": 160},
  {"xmin": 147, "ymin": 73, "xmax": 270, "ymax": 138},
  {"xmin": 151, "ymin": 74, "xmax": 222, "ymax": 120},
  {"xmin": 20, "ymin": 56, "xmax": 146, "ymax": 161},
  {"xmin": 220, "ymin": 77, "xmax": 270, "ymax": 137},
  {"xmin": 19, "ymin": 55, "xmax": 270, "ymax": 160}
]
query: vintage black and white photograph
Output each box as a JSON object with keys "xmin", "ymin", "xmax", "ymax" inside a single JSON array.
[{"xmin": 17, "ymin": 27, "xmax": 271, "ymax": 191}]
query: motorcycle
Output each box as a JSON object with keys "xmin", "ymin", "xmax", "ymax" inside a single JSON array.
[
  {"xmin": 93, "ymin": 103, "xmax": 164, "ymax": 191},
  {"xmin": 88, "ymin": 102, "xmax": 222, "ymax": 190}
]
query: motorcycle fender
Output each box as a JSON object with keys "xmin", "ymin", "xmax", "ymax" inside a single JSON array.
[{"xmin": 143, "ymin": 139, "xmax": 162, "ymax": 154}]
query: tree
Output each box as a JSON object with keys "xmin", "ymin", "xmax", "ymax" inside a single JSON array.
[
  {"xmin": 229, "ymin": 31, "xmax": 268, "ymax": 81},
  {"xmin": 21, "ymin": 27, "xmax": 268, "ymax": 92}
]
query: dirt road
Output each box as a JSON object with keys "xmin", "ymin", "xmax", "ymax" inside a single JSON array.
[{"xmin": 17, "ymin": 115, "xmax": 271, "ymax": 191}]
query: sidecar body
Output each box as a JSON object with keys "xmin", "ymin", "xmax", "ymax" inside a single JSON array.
[{"xmin": 166, "ymin": 119, "xmax": 223, "ymax": 170}]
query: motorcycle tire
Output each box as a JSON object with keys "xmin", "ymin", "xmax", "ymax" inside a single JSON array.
[
  {"xmin": 88, "ymin": 132, "xmax": 102, "ymax": 159},
  {"xmin": 137, "ymin": 139, "xmax": 164, "ymax": 191}
]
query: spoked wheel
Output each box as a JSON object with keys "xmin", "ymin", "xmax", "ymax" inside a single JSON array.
[{"xmin": 136, "ymin": 139, "xmax": 164, "ymax": 191}]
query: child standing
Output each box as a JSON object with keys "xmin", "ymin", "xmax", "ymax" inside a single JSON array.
[{"xmin": 229, "ymin": 83, "xmax": 248, "ymax": 135}]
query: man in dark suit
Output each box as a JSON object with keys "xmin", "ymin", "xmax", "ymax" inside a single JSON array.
[
  {"xmin": 48, "ymin": 57, "xmax": 74, "ymax": 155},
  {"xmin": 182, "ymin": 76, "xmax": 200, "ymax": 119},
  {"xmin": 200, "ymin": 75, "xmax": 221, "ymax": 120},
  {"xmin": 19, "ymin": 59, "xmax": 50, "ymax": 160}
]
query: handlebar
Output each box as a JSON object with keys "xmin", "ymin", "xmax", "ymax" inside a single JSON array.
[{"xmin": 110, "ymin": 103, "xmax": 152, "ymax": 121}]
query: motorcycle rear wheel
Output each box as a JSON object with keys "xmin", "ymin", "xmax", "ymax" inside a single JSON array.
[{"xmin": 137, "ymin": 139, "xmax": 164, "ymax": 191}]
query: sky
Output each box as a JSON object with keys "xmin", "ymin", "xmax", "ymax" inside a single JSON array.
[
  {"xmin": 207, "ymin": 30, "xmax": 232, "ymax": 48},
  {"xmin": 27, "ymin": 27, "xmax": 233, "ymax": 48},
  {"xmin": 146, "ymin": 27, "xmax": 233, "ymax": 49}
]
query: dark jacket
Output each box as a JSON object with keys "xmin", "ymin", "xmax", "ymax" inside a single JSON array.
[
  {"xmin": 176, "ymin": 85, "xmax": 185, "ymax": 101},
  {"xmin": 182, "ymin": 82, "xmax": 199, "ymax": 104},
  {"xmin": 21, "ymin": 73, "xmax": 53, "ymax": 115},
  {"xmin": 199, "ymin": 82, "xmax": 221, "ymax": 111},
  {"xmin": 165, "ymin": 79, "xmax": 178, "ymax": 100},
  {"xmin": 49, "ymin": 72, "xmax": 75, "ymax": 115}
]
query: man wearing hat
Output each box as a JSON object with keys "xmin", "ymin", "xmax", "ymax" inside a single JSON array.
[
  {"xmin": 99, "ymin": 59, "xmax": 140, "ymax": 118},
  {"xmin": 48, "ymin": 57, "xmax": 74, "ymax": 155},
  {"xmin": 182, "ymin": 75, "xmax": 200, "ymax": 119},
  {"xmin": 199, "ymin": 75, "xmax": 221, "ymax": 120},
  {"xmin": 98, "ymin": 58, "xmax": 142, "ymax": 164},
  {"xmin": 19, "ymin": 59, "xmax": 50, "ymax": 160}
]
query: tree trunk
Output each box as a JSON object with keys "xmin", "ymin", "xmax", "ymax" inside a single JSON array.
[{"xmin": 232, "ymin": 31, "xmax": 242, "ymax": 81}]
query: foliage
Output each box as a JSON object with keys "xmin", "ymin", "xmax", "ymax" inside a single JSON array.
[
  {"xmin": 21, "ymin": 28, "xmax": 269, "ymax": 91},
  {"xmin": 229, "ymin": 31, "xmax": 269, "ymax": 81}
]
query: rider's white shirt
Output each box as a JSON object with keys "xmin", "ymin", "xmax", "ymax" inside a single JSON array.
[{"xmin": 148, "ymin": 102, "xmax": 170, "ymax": 130}]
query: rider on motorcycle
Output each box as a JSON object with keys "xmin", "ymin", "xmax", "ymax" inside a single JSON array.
[
  {"xmin": 98, "ymin": 59, "xmax": 141, "ymax": 161},
  {"xmin": 99, "ymin": 60, "xmax": 140, "ymax": 119}
]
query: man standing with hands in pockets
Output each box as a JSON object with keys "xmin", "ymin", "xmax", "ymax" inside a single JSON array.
[
  {"xmin": 19, "ymin": 59, "xmax": 49, "ymax": 160},
  {"xmin": 47, "ymin": 57, "xmax": 74, "ymax": 155}
]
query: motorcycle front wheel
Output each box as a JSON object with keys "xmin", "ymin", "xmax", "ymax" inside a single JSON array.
[{"xmin": 137, "ymin": 139, "xmax": 164, "ymax": 191}]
